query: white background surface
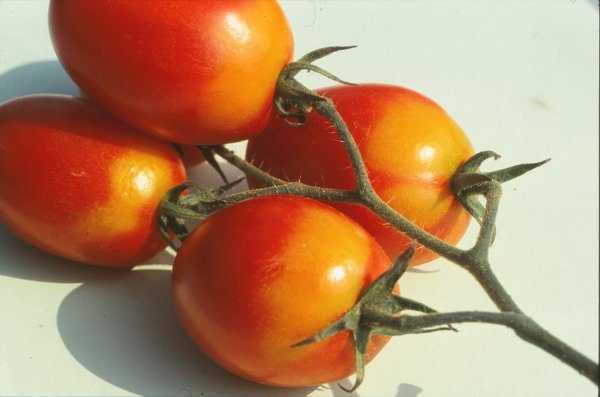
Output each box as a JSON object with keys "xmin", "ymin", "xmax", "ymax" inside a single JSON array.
[{"xmin": 0, "ymin": 1, "xmax": 598, "ymax": 396}]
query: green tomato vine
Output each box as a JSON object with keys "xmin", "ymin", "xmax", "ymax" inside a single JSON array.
[{"xmin": 158, "ymin": 47, "xmax": 599, "ymax": 392}]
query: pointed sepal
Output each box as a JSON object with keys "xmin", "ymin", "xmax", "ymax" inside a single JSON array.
[{"xmin": 290, "ymin": 245, "xmax": 451, "ymax": 392}]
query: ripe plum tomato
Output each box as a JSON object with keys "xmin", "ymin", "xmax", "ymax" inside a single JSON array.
[
  {"xmin": 246, "ymin": 84, "xmax": 474, "ymax": 265},
  {"xmin": 49, "ymin": 0, "xmax": 294, "ymax": 145},
  {"xmin": 172, "ymin": 195, "xmax": 393, "ymax": 387},
  {"xmin": 0, "ymin": 95, "xmax": 187, "ymax": 267}
]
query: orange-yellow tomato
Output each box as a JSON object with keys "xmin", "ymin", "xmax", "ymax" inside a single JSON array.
[
  {"xmin": 0, "ymin": 95, "xmax": 187, "ymax": 267},
  {"xmin": 172, "ymin": 195, "xmax": 393, "ymax": 387},
  {"xmin": 49, "ymin": 0, "xmax": 294, "ymax": 145},
  {"xmin": 246, "ymin": 84, "xmax": 474, "ymax": 265}
]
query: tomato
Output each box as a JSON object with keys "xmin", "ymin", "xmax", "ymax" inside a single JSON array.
[
  {"xmin": 77, "ymin": 88, "xmax": 205, "ymax": 168},
  {"xmin": 246, "ymin": 84, "xmax": 474, "ymax": 265},
  {"xmin": 172, "ymin": 195, "xmax": 393, "ymax": 387},
  {"xmin": 173, "ymin": 144, "xmax": 205, "ymax": 169},
  {"xmin": 0, "ymin": 95, "xmax": 187, "ymax": 267},
  {"xmin": 49, "ymin": 0, "xmax": 294, "ymax": 145}
]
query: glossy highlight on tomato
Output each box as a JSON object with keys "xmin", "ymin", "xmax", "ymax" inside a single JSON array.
[
  {"xmin": 49, "ymin": 0, "xmax": 294, "ymax": 145},
  {"xmin": 246, "ymin": 84, "xmax": 474, "ymax": 265},
  {"xmin": 172, "ymin": 195, "xmax": 393, "ymax": 387},
  {"xmin": 0, "ymin": 95, "xmax": 187, "ymax": 267}
]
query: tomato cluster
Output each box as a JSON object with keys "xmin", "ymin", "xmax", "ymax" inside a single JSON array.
[
  {"xmin": 247, "ymin": 84, "xmax": 474, "ymax": 265},
  {"xmin": 0, "ymin": 0, "xmax": 473, "ymax": 389}
]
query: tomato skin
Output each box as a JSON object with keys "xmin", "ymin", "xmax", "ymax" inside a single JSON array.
[
  {"xmin": 0, "ymin": 95, "xmax": 187, "ymax": 267},
  {"xmin": 246, "ymin": 84, "xmax": 474, "ymax": 265},
  {"xmin": 173, "ymin": 144, "xmax": 205, "ymax": 169},
  {"xmin": 49, "ymin": 0, "xmax": 294, "ymax": 145},
  {"xmin": 172, "ymin": 195, "xmax": 393, "ymax": 387}
]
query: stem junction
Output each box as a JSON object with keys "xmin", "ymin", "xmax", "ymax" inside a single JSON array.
[{"xmin": 159, "ymin": 47, "xmax": 598, "ymax": 391}]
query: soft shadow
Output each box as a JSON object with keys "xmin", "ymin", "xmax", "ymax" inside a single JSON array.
[
  {"xmin": 0, "ymin": 150, "xmax": 246, "ymax": 283},
  {"xmin": 0, "ymin": 223, "xmax": 135, "ymax": 283},
  {"xmin": 328, "ymin": 380, "xmax": 361, "ymax": 396},
  {"xmin": 57, "ymin": 268, "xmax": 314, "ymax": 397},
  {"xmin": 187, "ymin": 160, "xmax": 250, "ymax": 193},
  {"xmin": 406, "ymin": 267, "xmax": 439, "ymax": 274},
  {"xmin": 396, "ymin": 383, "xmax": 423, "ymax": 397},
  {"xmin": 0, "ymin": 60, "xmax": 80, "ymax": 103}
]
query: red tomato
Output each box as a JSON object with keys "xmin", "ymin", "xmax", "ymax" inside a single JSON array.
[
  {"xmin": 49, "ymin": 0, "xmax": 294, "ymax": 145},
  {"xmin": 172, "ymin": 195, "xmax": 393, "ymax": 387},
  {"xmin": 174, "ymin": 144, "xmax": 205, "ymax": 169},
  {"xmin": 0, "ymin": 95, "xmax": 187, "ymax": 267},
  {"xmin": 78, "ymin": 88, "xmax": 205, "ymax": 168},
  {"xmin": 246, "ymin": 84, "xmax": 474, "ymax": 265}
]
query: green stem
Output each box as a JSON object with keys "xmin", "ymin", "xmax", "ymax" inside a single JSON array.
[
  {"xmin": 373, "ymin": 311, "xmax": 598, "ymax": 385},
  {"xmin": 460, "ymin": 178, "xmax": 521, "ymax": 313},
  {"xmin": 210, "ymin": 145, "xmax": 360, "ymax": 205},
  {"xmin": 214, "ymin": 142, "xmax": 465, "ymax": 264},
  {"xmin": 312, "ymin": 98, "xmax": 522, "ymax": 314},
  {"xmin": 211, "ymin": 145, "xmax": 287, "ymax": 187},
  {"xmin": 164, "ymin": 50, "xmax": 598, "ymax": 389},
  {"xmin": 314, "ymin": 100, "xmax": 372, "ymax": 194},
  {"xmin": 314, "ymin": 99, "xmax": 466, "ymax": 264},
  {"xmin": 219, "ymin": 182, "xmax": 359, "ymax": 208},
  {"xmin": 466, "ymin": 260, "xmax": 521, "ymax": 313},
  {"xmin": 471, "ymin": 181, "xmax": 501, "ymax": 260}
]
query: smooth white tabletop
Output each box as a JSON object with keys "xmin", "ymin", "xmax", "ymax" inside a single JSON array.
[{"xmin": 0, "ymin": 1, "xmax": 598, "ymax": 396}]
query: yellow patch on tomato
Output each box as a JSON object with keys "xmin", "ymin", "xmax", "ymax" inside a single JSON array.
[
  {"xmin": 259, "ymin": 205, "xmax": 371, "ymax": 365},
  {"xmin": 196, "ymin": 1, "xmax": 292, "ymax": 135},
  {"xmin": 379, "ymin": 181, "xmax": 454, "ymax": 230},
  {"xmin": 362, "ymin": 97, "xmax": 471, "ymax": 179},
  {"xmin": 76, "ymin": 150, "xmax": 173, "ymax": 238}
]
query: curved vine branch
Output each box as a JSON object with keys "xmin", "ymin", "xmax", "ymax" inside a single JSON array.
[{"xmin": 159, "ymin": 47, "xmax": 598, "ymax": 391}]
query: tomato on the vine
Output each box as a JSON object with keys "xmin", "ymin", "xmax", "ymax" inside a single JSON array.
[
  {"xmin": 0, "ymin": 95, "xmax": 187, "ymax": 267},
  {"xmin": 172, "ymin": 195, "xmax": 393, "ymax": 387},
  {"xmin": 49, "ymin": 0, "xmax": 294, "ymax": 145},
  {"xmin": 246, "ymin": 84, "xmax": 474, "ymax": 265}
]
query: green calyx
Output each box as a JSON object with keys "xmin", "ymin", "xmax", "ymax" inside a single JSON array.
[
  {"xmin": 158, "ymin": 178, "xmax": 243, "ymax": 250},
  {"xmin": 275, "ymin": 46, "xmax": 357, "ymax": 126},
  {"xmin": 452, "ymin": 151, "xmax": 550, "ymax": 245},
  {"xmin": 292, "ymin": 245, "xmax": 453, "ymax": 392},
  {"xmin": 152, "ymin": 46, "xmax": 599, "ymax": 391}
]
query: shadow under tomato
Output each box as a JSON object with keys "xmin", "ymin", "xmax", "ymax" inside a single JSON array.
[
  {"xmin": 0, "ymin": 223, "xmax": 137, "ymax": 283},
  {"xmin": 325, "ymin": 373, "xmax": 423, "ymax": 397},
  {"xmin": 396, "ymin": 383, "xmax": 423, "ymax": 397},
  {"xmin": 187, "ymin": 160, "xmax": 250, "ymax": 192},
  {"xmin": 0, "ymin": 60, "xmax": 80, "ymax": 103},
  {"xmin": 56, "ymin": 268, "xmax": 316, "ymax": 397},
  {"xmin": 0, "ymin": 137, "xmax": 248, "ymax": 285}
]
